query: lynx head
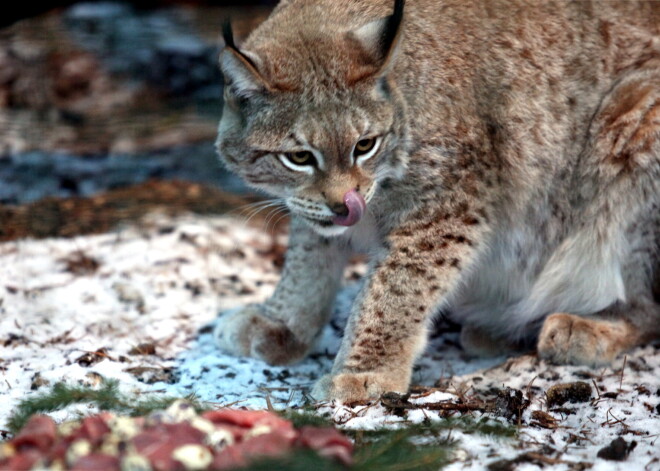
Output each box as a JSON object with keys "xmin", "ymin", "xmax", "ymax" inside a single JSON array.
[{"xmin": 216, "ymin": 0, "xmax": 408, "ymax": 236}]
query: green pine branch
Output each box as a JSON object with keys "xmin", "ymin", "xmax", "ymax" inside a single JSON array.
[
  {"xmin": 6, "ymin": 380, "xmax": 206, "ymax": 433},
  {"xmin": 6, "ymin": 381, "xmax": 516, "ymax": 471}
]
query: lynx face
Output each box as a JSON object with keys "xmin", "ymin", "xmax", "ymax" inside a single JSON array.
[{"xmin": 215, "ymin": 13, "xmax": 407, "ymax": 235}]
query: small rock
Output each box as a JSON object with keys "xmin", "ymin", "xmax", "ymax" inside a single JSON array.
[
  {"xmin": 379, "ymin": 391, "xmax": 412, "ymax": 418},
  {"xmin": 75, "ymin": 348, "xmax": 112, "ymax": 367},
  {"xmin": 487, "ymin": 458, "xmax": 516, "ymax": 471},
  {"xmin": 530, "ymin": 410, "xmax": 559, "ymax": 429},
  {"xmin": 124, "ymin": 366, "xmax": 175, "ymax": 384},
  {"xmin": 128, "ymin": 342, "xmax": 157, "ymax": 355},
  {"xmin": 597, "ymin": 437, "xmax": 637, "ymax": 461},
  {"xmin": 546, "ymin": 382, "xmax": 592, "ymax": 407},
  {"xmin": 30, "ymin": 372, "xmax": 50, "ymax": 390},
  {"xmin": 494, "ymin": 388, "xmax": 529, "ymax": 421},
  {"xmin": 60, "ymin": 251, "xmax": 100, "ymax": 276}
]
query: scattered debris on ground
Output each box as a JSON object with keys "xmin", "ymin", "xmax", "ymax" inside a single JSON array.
[
  {"xmin": 546, "ymin": 382, "xmax": 592, "ymax": 408},
  {"xmin": 1, "ymin": 212, "xmax": 659, "ymax": 470},
  {"xmin": 597, "ymin": 437, "xmax": 637, "ymax": 462}
]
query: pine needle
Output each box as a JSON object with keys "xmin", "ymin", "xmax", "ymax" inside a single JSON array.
[
  {"xmin": 6, "ymin": 380, "xmax": 207, "ymax": 433},
  {"xmin": 280, "ymin": 409, "xmax": 335, "ymax": 428}
]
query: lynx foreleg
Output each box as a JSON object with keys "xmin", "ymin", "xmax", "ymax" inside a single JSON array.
[
  {"xmin": 215, "ymin": 216, "xmax": 349, "ymax": 365},
  {"xmin": 313, "ymin": 202, "xmax": 489, "ymax": 401}
]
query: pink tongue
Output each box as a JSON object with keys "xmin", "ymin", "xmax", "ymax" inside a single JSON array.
[{"xmin": 332, "ymin": 189, "xmax": 366, "ymax": 227}]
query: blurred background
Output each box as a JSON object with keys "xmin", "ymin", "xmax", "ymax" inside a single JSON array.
[{"xmin": 0, "ymin": 0, "xmax": 280, "ymax": 241}]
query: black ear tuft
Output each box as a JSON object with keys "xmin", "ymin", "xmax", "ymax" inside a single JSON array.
[
  {"xmin": 222, "ymin": 19, "xmax": 260, "ymax": 71},
  {"xmin": 220, "ymin": 19, "xmax": 270, "ymax": 98},
  {"xmin": 381, "ymin": 0, "xmax": 405, "ymax": 54},
  {"xmin": 222, "ymin": 19, "xmax": 236, "ymax": 50},
  {"xmin": 222, "ymin": 18, "xmax": 257, "ymax": 70}
]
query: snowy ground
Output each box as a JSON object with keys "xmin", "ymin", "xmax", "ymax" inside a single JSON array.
[{"xmin": 1, "ymin": 213, "xmax": 659, "ymax": 470}]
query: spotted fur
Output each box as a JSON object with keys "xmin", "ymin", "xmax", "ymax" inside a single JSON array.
[{"xmin": 215, "ymin": 0, "xmax": 660, "ymax": 401}]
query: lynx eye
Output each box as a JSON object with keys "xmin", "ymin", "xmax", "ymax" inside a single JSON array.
[
  {"xmin": 355, "ymin": 138, "xmax": 376, "ymax": 154},
  {"xmin": 286, "ymin": 151, "xmax": 315, "ymax": 166},
  {"xmin": 278, "ymin": 150, "xmax": 317, "ymax": 174},
  {"xmin": 352, "ymin": 136, "xmax": 382, "ymax": 163}
]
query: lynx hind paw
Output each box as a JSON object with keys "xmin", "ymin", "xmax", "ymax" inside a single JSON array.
[
  {"xmin": 311, "ymin": 372, "xmax": 409, "ymax": 402},
  {"xmin": 537, "ymin": 312, "xmax": 631, "ymax": 367},
  {"xmin": 214, "ymin": 305, "xmax": 309, "ymax": 366}
]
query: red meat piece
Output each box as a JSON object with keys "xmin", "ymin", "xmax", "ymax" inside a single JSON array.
[
  {"xmin": 211, "ymin": 432, "xmax": 293, "ymax": 470},
  {"xmin": 132, "ymin": 423, "xmax": 208, "ymax": 471},
  {"xmin": 210, "ymin": 444, "xmax": 245, "ymax": 470},
  {"xmin": 0, "ymin": 449, "xmax": 42, "ymax": 471},
  {"xmin": 202, "ymin": 409, "xmax": 293, "ymax": 432},
  {"xmin": 132, "ymin": 430, "xmax": 179, "ymax": 471},
  {"xmin": 71, "ymin": 453, "xmax": 120, "ymax": 471},
  {"xmin": 12, "ymin": 415, "xmax": 57, "ymax": 452},
  {"xmin": 161, "ymin": 423, "xmax": 207, "ymax": 447},
  {"xmin": 202, "ymin": 409, "xmax": 298, "ymax": 445},
  {"xmin": 71, "ymin": 416, "xmax": 111, "ymax": 446},
  {"xmin": 46, "ymin": 440, "xmax": 70, "ymax": 463},
  {"xmin": 297, "ymin": 427, "xmax": 354, "ymax": 466}
]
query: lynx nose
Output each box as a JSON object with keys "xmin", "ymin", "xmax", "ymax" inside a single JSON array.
[{"xmin": 332, "ymin": 189, "xmax": 366, "ymax": 227}]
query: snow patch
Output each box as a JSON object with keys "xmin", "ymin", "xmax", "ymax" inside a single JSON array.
[{"xmin": 1, "ymin": 213, "xmax": 658, "ymax": 470}]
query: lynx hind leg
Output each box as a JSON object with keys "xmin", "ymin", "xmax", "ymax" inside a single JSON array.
[
  {"xmin": 538, "ymin": 61, "xmax": 660, "ymax": 367},
  {"xmin": 537, "ymin": 312, "xmax": 641, "ymax": 366},
  {"xmin": 214, "ymin": 305, "xmax": 309, "ymax": 365}
]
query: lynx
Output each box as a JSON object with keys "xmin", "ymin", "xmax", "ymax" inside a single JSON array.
[{"xmin": 214, "ymin": 0, "xmax": 660, "ymax": 402}]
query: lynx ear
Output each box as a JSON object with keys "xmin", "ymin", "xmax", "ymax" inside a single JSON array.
[
  {"xmin": 220, "ymin": 20, "xmax": 269, "ymax": 101},
  {"xmin": 349, "ymin": 0, "xmax": 405, "ymax": 77}
]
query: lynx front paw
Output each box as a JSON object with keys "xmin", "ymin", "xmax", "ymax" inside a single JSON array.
[
  {"xmin": 537, "ymin": 313, "xmax": 631, "ymax": 367},
  {"xmin": 214, "ymin": 305, "xmax": 309, "ymax": 365},
  {"xmin": 311, "ymin": 372, "xmax": 409, "ymax": 402}
]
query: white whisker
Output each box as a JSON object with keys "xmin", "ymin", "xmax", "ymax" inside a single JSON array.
[
  {"xmin": 226, "ymin": 199, "xmax": 279, "ymax": 219},
  {"xmin": 265, "ymin": 206, "xmax": 289, "ymax": 233},
  {"xmin": 239, "ymin": 199, "xmax": 285, "ymax": 227},
  {"xmin": 270, "ymin": 211, "xmax": 290, "ymax": 232}
]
